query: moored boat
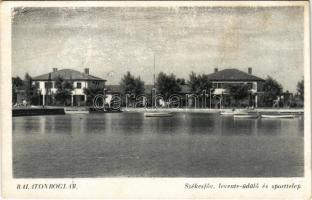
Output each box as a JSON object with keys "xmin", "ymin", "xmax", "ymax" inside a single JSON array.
[
  {"xmin": 220, "ymin": 111, "xmax": 235, "ymax": 116},
  {"xmin": 144, "ymin": 112, "xmax": 173, "ymax": 117},
  {"xmin": 65, "ymin": 108, "xmax": 89, "ymax": 114},
  {"xmin": 220, "ymin": 109, "xmax": 245, "ymax": 116},
  {"xmin": 221, "ymin": 109, "xmax": 257, "ymax": 118},
  {"xmin": 233, "ymin": 112, "xmax": 259, "ymax": 119},
  {"xmin": 261, "ymin": 114, "xmax": 296, "ymax": 119}
]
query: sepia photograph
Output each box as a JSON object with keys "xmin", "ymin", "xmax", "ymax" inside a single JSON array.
[{"xmin": 1, "ymin": 1, "xmax": 311, "ymax": 199}]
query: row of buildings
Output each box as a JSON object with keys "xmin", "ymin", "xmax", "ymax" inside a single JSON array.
[{"xmin": 29, "ymin": 67, "xmax": 265, "ymax": 108}]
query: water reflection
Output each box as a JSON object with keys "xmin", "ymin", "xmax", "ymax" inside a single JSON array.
[
  {"xmin": 144, "ymin": 114, "xmax": 185, "ymax": 135},
  {"xmin": 185, "ymin": 113, "xmax": 218, "ymax": 135},
  {"xmin": 12, "ymin": 116, "xmax": 43, "ymax": 134},
  {"xmin": 116, "ymin": 113, "xmax": 144, "ymax": 134},
  {"xmin": 13, "ymin": 113, "xmax": 304, "ymax": 137},
  {"xmin": 50, "ymin": 116, "xmax": 72, "ymax": 135},
  {"xmin": 39, "ymin": 117, "xmax": 46, "ymax": 135},
  {"xmin": 258, "ymin": 118, "xmax": 304, "ymax": 137},
  {"xmin": 83, "ymin": 114, "xmax": 106, "ymax": 135}
]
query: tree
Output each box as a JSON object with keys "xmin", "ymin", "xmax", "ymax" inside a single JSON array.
[
  {"xmin": 84, "ymin": 87, "xmax": 104, "ymax": 106},
  {"xmin": 12, "ymin": 76, "xmax": 23, "ymax": 88},
  {"xmin": 84, "ymin": 80, "xmax": 105, "ymax": 106},
  {"xmin": 44, "ymin": 73, "xmax": 54, "ymax": 105},
  {"xmin": 12, "ymin": 76, "xmax": 24, "ymax": 104},
  {"xmin": 120, "ymin": 72, "xmax": 145, "ymax": 96},
  {"xmin": 177, "ymin": 78, "xmax": 186, "ymax": 85},
  {"xmin": 23, "ymin": 73, "xmax": 38, "ymax": 104},
  {"xmin": 262, "ymin": 76, "xmax": 283, "ymax": 107},
  {"xmin": 24, "ymin": 73, "xmax": 33, "ymax": 100},
  {"xmin": 188, "ymin": 72, "xmax": 212, "ymax": 94},
  {"xmin": 156, "ymin": 72, "xmax": 181, "ymax": 99},
  {"xmin": 225, "ymin": 83, "xmax": 251, "ymax": 107},
  {"xmin": 296, "ymin": 79, "xmax": 304, "ymax": 100},
  {"xmin": 55, "ymin": 76, "xmax": 74, "ymax": 106}
]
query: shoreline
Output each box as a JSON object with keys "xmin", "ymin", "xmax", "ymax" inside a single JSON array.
[
  {"xmin": 122, "ymin": 107, "xmax": 304, "ymax": 113},
  {"xmin": 12, "ymin": 106, "xmax": 304, "ymax": 117}
]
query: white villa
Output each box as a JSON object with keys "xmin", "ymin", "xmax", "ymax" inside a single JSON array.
[{"xmin": 32, "ymin": 68, "xmax": 106, "ymax": 106}]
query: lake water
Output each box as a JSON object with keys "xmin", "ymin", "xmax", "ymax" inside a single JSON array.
[{"xmin": 13, "ymin": 112, "xmax": 304, "ymax": 178}]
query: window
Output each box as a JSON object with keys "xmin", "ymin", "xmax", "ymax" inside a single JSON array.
[{"xmin": 77, "ymin": 82, "xmax": 82, "ymax": 89}]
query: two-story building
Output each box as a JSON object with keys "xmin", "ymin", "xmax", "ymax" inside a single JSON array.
[
  {"xmin": 207, "ymin": 68, "xmax": 265, "ymax": 108},
  {"xmin": 32, "ymin": 68, "xmax": 106, "ymax": 106},
  {"xmin": 105, "ymin": 68, "xmax": 264, "ymax": 108}
]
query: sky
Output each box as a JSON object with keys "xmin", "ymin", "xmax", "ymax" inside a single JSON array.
[{"xmin": 12, "ymin": 6, "xmax": 304, "ymax": 92}]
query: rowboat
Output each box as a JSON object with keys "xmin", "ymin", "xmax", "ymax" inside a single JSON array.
[
  {"xmin": 65, "ymin": 110, "xmax": 89, "ymax": 114},
  {"xmin": 144, "ymin": 112, "xmax": 173, "ymax": 117},
  {"xmin": 233, "ymin": 112, "xmax": 259, "ymax": 119},
  {"xmin": 64, "ymin": 108, "xmax": 89, "ymax": 114},
  {"xmin": 261, "ymin": 114, "xmax": 296, "ymax": 119},
  {"xmin": 221, "ymin": 109, "xmax": 256, "ymax": 117},
  {"xmin": 220, "ymin": 111, "xmax": 235, "ymax": 116},
  {"xmin": 220, "ymin": 109, "xmax": 246, "ymax": 116}
]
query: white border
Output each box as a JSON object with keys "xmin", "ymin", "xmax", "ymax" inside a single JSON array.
[{"xmin": 1, "ymin": 1, "xmax": 311, "ymax": 199}]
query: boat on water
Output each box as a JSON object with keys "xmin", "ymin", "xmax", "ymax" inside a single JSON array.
[
  {"xmin": 261, "ymin": 114, "xmax": 296, "ymax": 119},
  {"xmin": 64, "ymin": 108, "xmax": 89, "ymax": 114},
  {"xmin": 144, "ymin": 112, "xmax": 173, "ymax": 117},
  {"xmin": 233, "ymin": 112, "xmax": 259, "ymax": 119},
  {"xmin": 144, "ymin": 56, "xmax": 173, "ymax": 118},
  {"xmin": 260, "ymin": 110, "xmax": 303, "ymax": 118},
  {"xmin": 221, "ymin": 109, "xmax": 257, "ymax": 117},
  {"xmin": 220, "ymin": 111, "xmax": 235, "ymax": 116}
]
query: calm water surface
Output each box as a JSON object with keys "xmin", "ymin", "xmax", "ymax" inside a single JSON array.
[{"xmin": 13, "ymin": 112, "xmax": 304, "ymax": 177}]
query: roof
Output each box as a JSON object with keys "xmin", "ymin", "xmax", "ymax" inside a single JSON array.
[
  {"xmin": 206, "ymin": 69, "xmax": 264, "ymax": 82},
  {"xmin": 32, "ymin": 69, "xmax": 106, "ymax": 81}
]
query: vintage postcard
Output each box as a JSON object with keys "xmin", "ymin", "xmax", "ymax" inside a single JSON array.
[{"xmin": 1, "ymin": 1, "xmax": 311, "ymax": 199}]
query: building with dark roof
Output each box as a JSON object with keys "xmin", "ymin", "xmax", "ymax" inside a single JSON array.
[
  {"xmin": 32, "ymin": 68, "xmax": 106, "ymax": 106},
  {"xmin": 207, "ymin": 68, "xmax": 264, "ymax": 82},
  {"xmin": 33, "ymin": 68, "xmax": 104, "ymax": 81},
  {"xmin": 105, "ymin": 68, "xmax": 264, "ymax": 108},
  {"xmin": 208, "ymin": 67, "xmax": 265, "ymax": 107}
]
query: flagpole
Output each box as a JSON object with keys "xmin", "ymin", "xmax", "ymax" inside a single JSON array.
[
  {"xmin": 153, "ymin": 55, "xmax": 155, "ymax": 88},
  {"xmin": 153, "ymin": 55, "xmax": 156, "ymax": 108}
]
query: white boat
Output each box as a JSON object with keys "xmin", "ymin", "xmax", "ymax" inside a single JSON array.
[
  {"xmin": 221, "ymin": 109, "xmax": 255, "ymax": 116},
  {"xmin": 64, "ymin": 108, "xmax": 89, "ymax": 114},
  {"xmin": 234, "ymin": 112, "xmax": 259, "ymax": 119},
  {"xmin": 144, "ymin": 112, "xmax": 173, "ymax": 117},
  {"xmin": 261, "ymin": 114, "xmax": 296, "ymax": 119},
  {"xmin": 220, "ymin": 111, "xmax": 235, "ymax": 116}
]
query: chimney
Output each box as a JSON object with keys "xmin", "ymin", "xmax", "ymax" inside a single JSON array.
[
  {"xmin": 248, "ymin": 67, "xmax": 252, "ymax": 74},
  {"xmin": 53, "ymin": 68, "xmax": 58, "ymax": 72},
  {"xmin": 84, "ymin": 68, "xmax": 89, "ymax": 75},
  {"xmin": 214, "ymin": 68, "xmax": 218, "ymax": 73}
]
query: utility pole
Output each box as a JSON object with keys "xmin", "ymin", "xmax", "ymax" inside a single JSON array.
[
  {"xmin": 153, "ymin": 55, "xmax": 156, "ymax": 108},
  {"xmin": 153, "ymin": 55, "xmax": 156, "ymax": 88}
]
